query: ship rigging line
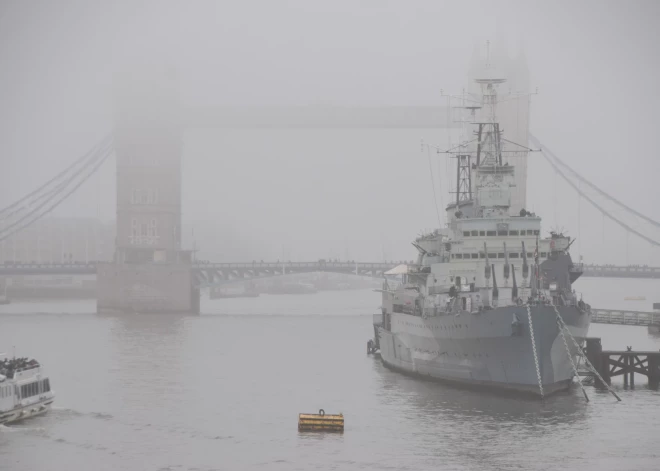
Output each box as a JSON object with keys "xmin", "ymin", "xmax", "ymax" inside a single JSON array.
[
  {"xmin": 530, "ymin": 134, "xmax": 660, "ymax": 229},
  {"xmin": 0, "ymin": 135, "xmax": 113, "ymax": 218},
  {"xmin": 536, "ymin": 146, "xmax": 660, "ymax": 247},
  {"xmin": 0, "ymin": 139, "xmax": 114, "ymax": 242}
]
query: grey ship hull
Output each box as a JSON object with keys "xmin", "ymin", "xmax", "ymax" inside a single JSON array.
[{"xmin": 378, "ymin": 305, "xmax": 590, "ymax": 396}]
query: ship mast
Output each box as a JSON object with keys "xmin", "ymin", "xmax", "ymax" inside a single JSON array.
[
  {"xmin": 473, "ymin": 43, "xmax": 507, "ymax": 170},
  {"xmin": 449, "ymin": 89, "xmax": 478, "ymax": 206},
  {"xmin": 440, "ymin": 40, "xmax": 536, "ymax": 219}
]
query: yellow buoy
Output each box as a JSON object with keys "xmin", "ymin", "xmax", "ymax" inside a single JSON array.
[{"xmin": 298, "ymin": 409, "xmax": 344, "ymax": 432}]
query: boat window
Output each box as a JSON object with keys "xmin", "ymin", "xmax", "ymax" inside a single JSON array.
[
  {"xmin": 471, "ymin": 230, "xmax": 478, "ymax": 236},
  {"xmin": 498, "ymin": 253, "xmax": 505, "ymax": 258},
  {"xmin": 540, "ymin": 252, "xmax": 547, "ymax": 257},
  {"xmin": 41, "ymin": 378, "xmax": 50, "ymax": 393},
  {"xmin": 479, "ymin": 253, "xmax": 485, "ymax": 258},
  {"xmin": 527, "ymin": 252, "xmax": 533, "ymax": 258},
  {"xmin": 510, "ymin": 253, "xmax": 519, "ymax": 258},
  {"xmin": 19, "ymin": 382, "xmax": 40, "ymax": 398},
  {"xmin": 489, "ymin": 253, "xmax": 497, "ymax": 259},
  {"xmin": 486, "ymin": 231, "xmax": 496, "ymax": 236},
  {"xmin": 455, "ymin": 254, "xmax": 463, "ymax": 259},
  {"xmin": 463, "ymin": 231, "xmax": 470, "ymax": 237},
  {"xmin": 497, "ymin": 230, "xmax": 507, "ymax": 236},
  {"xmin": 471, "ymin": 253, "xmax": 479, "ymax": 259},
  {"xmin": 479, "ymin": 231, "xmax": 485, "ymax": 236},
  {"xmin": 509, "ymin": 230, "xmax": 519, "ymax": 236},
  {"xmin": 534, "ymin": 230, "xmax": 540, "ymax": 235}
]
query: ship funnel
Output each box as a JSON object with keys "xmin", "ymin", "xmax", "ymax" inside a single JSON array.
[
  {"xmin": 522, "ymin": 241, "xmax": 529, "ymax": 281},
  {"xmin": 484, "ymin": 242, "xmax": 491, "ymax": 280},
  {"xmin": 491, "ymin": 263, "xmax": 499, "ymax": 306},
  {"xmin": 503, "ymin": 242, "xmax": 510, "ymax": 282},
  {"xmin": 511, "ymin": 264, "xmax": 518, "ymax": 300}
]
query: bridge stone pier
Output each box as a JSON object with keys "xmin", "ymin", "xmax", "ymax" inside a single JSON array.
[{"xmin": 97, "ymin": 66, "xmax": 199, "ymax": 314}]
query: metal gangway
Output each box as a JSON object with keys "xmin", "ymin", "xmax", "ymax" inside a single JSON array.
[{"xmin": 590, "ymin": 308, "xmax": 660, "ymax": 326}]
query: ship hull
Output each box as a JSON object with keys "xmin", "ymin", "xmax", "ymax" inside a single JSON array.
[
  {"xmin": 377, "ymin": 305, "xmax": 590, "ymax": 396},
  {"xmin": 0, "ymin": 395, "xmax": 54, "ymax": 425}
]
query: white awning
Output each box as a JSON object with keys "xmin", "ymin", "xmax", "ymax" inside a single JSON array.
[{"xmin": 384, "ymin": 264, "xmax": 409, "ymax": 275}]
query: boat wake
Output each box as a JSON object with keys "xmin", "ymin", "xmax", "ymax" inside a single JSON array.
[
  {"xmin": 0, "ymin": 423, "xmax": 47, "ymax": 434},
  {"xmin": 50, "ymin": 407, "xmax": 113, "ymax": 420}
]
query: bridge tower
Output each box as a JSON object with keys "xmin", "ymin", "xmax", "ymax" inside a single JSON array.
[{"xmin": 97, "ymin": 65, "xmax": 199, "ymax": 313}]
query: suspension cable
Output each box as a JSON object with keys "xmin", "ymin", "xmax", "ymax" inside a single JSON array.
[
  {"xmin": 0, "ymin": 140, "xmax": 114, "ymax": 242},
  {"xmin": 530, "ymin": 134, "xmax": 660, "ymax": 229},
  {"xmin": 535, "ymin": 146, "xmax": 660, "ymax": 247},
  {"xmin": 0, "ymin": 135, "xmax": 113, "ymax": 217}
]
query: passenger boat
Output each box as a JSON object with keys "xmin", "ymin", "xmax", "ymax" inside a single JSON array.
[{"xmin": 0, "ymin": 355, "xmax": 55, "ymax": 425}]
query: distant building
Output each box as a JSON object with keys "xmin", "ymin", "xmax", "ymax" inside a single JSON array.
[{"xmin": 0, "ymin": 217, "xmax": 115, "ymax": 263}]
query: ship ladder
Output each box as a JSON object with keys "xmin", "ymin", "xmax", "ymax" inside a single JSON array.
[{"xmin": 552, "ymin": 303, "xmax": 621, "ymax": 402}]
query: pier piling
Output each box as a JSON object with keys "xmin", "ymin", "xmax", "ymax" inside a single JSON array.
[{"xmin": 583, "ymin": 338, "xmax": 659, "ymax": 389}]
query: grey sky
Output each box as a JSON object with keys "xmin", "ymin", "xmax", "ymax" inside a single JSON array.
[{"xmin": 1, "ymin": 0, "xmax": 659, "ymax": 264}]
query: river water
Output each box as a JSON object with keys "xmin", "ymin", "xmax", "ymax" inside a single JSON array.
[{"xmin": 1, "ymin": 277, "xmax": 659, "ymax": 471}]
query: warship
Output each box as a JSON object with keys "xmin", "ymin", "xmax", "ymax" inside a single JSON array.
[{"xmin": 370, "ymin": 57, "xmax": 591, "ymax": 397}]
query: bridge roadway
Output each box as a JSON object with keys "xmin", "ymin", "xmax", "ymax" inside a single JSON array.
[
  {"xmin": 0, "ymin": 261, "xmax": 396, "ymax": 287},
  {"xmin": 0, "ymin": 262, "xmax": 658, "ymax": 280}
]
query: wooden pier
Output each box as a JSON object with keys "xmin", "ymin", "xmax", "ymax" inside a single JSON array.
[{"xmin": 584, "ymin": 338, "xmax": 660, "ymax": 388}]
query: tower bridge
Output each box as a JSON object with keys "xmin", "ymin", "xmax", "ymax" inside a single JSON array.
[{"xmin": 2, "ymin": 66, "xmax": 660, "ymax": 311}]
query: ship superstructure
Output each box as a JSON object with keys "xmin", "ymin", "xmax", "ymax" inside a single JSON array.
[{"xmin": 372, "ymin": 56, "xmax": 591, "ymax": 396}]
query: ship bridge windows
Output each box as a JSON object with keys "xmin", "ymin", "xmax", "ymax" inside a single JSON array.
[
  {"xmin": 498, "ymin": 253, "xmax": 505, "ymax": 259},
  {"xmin": 470, "ymin": 253, "xmax": 478, "ymax": 259},
  {"xmin": 479, "ymin": 231, "xmax": 485, "ymax": 236},
  {"xmin": 497, "ymin": 230, "xmax": 507, "ymax": 236},
  {"xmin": 510, "ymin": 253, "xmax": 519, "ymax": 258},
  {"xmin": 20, "ymin": 381, "xmax": 40, "ymax": 399},
  {"xmin": 509, "ymin": 230, "xmax": 519, "ymax": 236},
  {"xmin": 463, "ymin": 231, "xmax": 470, "ymax": 237},
  {"xmin": 471, "ymin": 230, "xmax": 479, "ymax": 236},
  {"xmin": 486, "ymin": 231, "xmax": 496, "ymax": 236}
]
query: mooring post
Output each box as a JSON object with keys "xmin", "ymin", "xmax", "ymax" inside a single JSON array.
[
  {"xmin": 648, "ymin": 354, "xmax": 660, "ymax": 388},
  {"xmin": 629, "ymin": 355, "xmax": 634, "ymax": 388},
  {"xmin": 586, "ymin": 338, "xmax": 609, "ymax": 386}
]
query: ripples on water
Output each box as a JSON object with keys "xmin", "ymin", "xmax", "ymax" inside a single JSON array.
[{"xmin": 0, "ymin": 280, "xmax": 659, "ymax": 471}]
